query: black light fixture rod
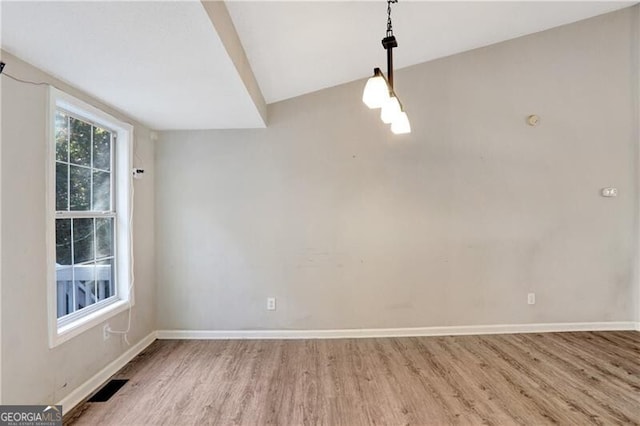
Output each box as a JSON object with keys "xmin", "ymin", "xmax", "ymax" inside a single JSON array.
[
  {"xmin": 387, "ymin": 46, "xmax": 393, "ymax": 89},
  {"xmin": 381, "ymin": 35, "xmax": 398, "ymax": 91}
]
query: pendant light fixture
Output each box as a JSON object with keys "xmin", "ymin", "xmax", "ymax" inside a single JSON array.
[{"xmin": 362, "ymin": 0, "xmax": 410, "ymax": 134}]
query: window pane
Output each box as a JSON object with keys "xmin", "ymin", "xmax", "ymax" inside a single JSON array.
[
  {"xmin": 96, "ymin": 217, "xmax": 113, "ymax": 259},
  {"xmin": 56, "ymin": 267, "xmax": 73, "ymax": 318},
  {"xmin": 92, "ymin": 170, "xmax": 111, "ymax": 211},
  {"xmin": 69, "ymin": 165, "xmax": 91, "ymax": 210},
  {"xmin": 56, "ymin": 218, "xmax": 74, "ymax": 318},
  {"xmin": 93, "ymin": 127, "xmax": 111, "ymax": 171},
  {"xmin": 69, "ymin": 117, "xmax": 91, "ymax": 166},
  {"xmin": 73, "ymin": 218, "xmax": 94, "ymax": 263},
  {"xmin": 55, "ymin": 219, "xmax": 72, "ymax": 265},
  {"xmin": 73, "ymin": 263, "xmax": 96, "ymax": 311},
  {"xmin": 96, "ymin": 258, "xmax": 115, "ymax": 300},
  {"xmin": 56, "ymin": 163, "xmax": 69, "ymax": 211},
  {"xmin": 55, "ymin": 111, "xmax": 68, "ymax": 162}
]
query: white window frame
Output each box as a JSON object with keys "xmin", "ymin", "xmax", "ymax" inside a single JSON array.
[{"xmin": 46, "ymin": 87, "xmax": 134, "ymax": 348}]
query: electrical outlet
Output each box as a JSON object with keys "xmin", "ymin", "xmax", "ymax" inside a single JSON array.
[
  {"xmin": 527, "ymin": 293, "xmax": 536, "ymax": 305},
  {"xmin": 103, "ymin": 324, "xmax": 111, "ymax": 341},
  {"xmin": 267, "ymin": 297, "xmax": 276, "ymax": 311}
]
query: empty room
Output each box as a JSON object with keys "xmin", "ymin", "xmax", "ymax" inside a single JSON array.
[{"xmin": 1, "ymin": 0, "xmax": 639, "ymax": 424}]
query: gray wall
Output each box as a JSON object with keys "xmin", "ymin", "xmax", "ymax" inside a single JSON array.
[
  {"xmin": 0, "ymin": 51, "xmax": 156, "ymax": 404},
  {"xmin": 157, "ymin": 7, "xmax": 639, "ymax": 331}
]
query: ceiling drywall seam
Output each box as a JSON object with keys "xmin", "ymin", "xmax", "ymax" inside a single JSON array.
[{"xmin": 200, "ymin": 1, "xmax": 267, "ymax": 126}]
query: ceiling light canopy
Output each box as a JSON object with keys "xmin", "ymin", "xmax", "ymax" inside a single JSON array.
[{"xmin": 362, "ymin": 0, "xmax": 410, "ymax": 135}]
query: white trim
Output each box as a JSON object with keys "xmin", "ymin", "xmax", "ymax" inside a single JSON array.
[
  {"xmin": 57, "ymin": 331, "xmax": 157, "ymax": 413},
  {"xmin": 156, "ymin": 322, "xmax": 637, "ymax": 340},
  {"xmin": 46, "ymin": 87, "xmax": 135, "ymax": 348},
  {"xmin": 54, "ymin": 300, "xmax": 130, "ymax": 347},
  {"xmin": 46, "ymin": 86, "xmax": 57, "ymax": 348}
]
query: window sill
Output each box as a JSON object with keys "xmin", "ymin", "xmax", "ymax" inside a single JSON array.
[{"xmin": 49, "ymin": 299, "xmax": 131, "ymax": 348}]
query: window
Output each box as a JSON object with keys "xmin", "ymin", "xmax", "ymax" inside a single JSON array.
[
  {"xmin": 47, "ymin": 88, "xmax": 133, "ymax": 347},
  {"xmin": 55, "ymin": 111, "xmax": 115, "ymax": 318}
]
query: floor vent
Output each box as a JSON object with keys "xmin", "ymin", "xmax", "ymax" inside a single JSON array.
[{"xmin": 88, "ymin": 379, "xmax": 129, "ymax": 402}]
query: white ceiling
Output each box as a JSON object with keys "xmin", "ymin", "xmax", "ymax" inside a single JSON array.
[
  {"xmin": 0, "ymin": 1, "xmax": 265, "ymax": 130},
  {"xmin": 228, "ymin": 1, "xmax": 634, "ymax": 103},
  {"xmin": 1, "ymin": 1, "xmax": 635, "ymax": 129}
]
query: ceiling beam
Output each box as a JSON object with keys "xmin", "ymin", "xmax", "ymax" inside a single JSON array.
[{"xmin": 200, "ymin": 0, "xmax": 267, "ymax": 125}]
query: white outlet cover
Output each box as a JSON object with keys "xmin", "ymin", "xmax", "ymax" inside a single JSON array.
[
  {"xmin": 601, "ymin": 187, "xmax": 618, "ymax": 197},
  {"xmin": 267, "ymin": 297, "xmax": 276, "ymax": 311}
]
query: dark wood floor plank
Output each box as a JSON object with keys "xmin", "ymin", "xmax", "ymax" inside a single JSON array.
[{"xmin": 66, "ymin": 331, "xmax": 640, "ymax": 426}]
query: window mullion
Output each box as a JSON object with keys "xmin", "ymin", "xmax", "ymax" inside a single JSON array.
[
  {"xmin": 93, "ymin": 217, "xmax": 98, "ymax": 305},
  {"xmin": 70, "ymin": 218, "xmax": 76, "ymax": 314},
  {"xmin": 56, "ymin": 211, "xmax": 115, "ymax": 219},
  {"xmin": 66, "ymin": 115, "xmax": 70, "ymax": 212},
  {"xmin": 111, "ymin": 134, "xmax": 116, "ymax": 212},
  {"xmin": 90, "ymin": 124, "xmax": 94, "ymax": 211}
]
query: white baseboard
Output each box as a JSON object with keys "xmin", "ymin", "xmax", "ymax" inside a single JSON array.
[
  {"xmin": 54, "ymin": 322, "xmax": 636, "ymax": 413},
  {"xmin": 156, "ymin": 321, "xmax": 637, "ymax": 340},
  {"xmin": 57, "ymin": 331, "xmax": 157, "ymax": 413}
]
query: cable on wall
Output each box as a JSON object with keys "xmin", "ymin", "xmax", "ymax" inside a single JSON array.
[
  {"xmin": 106, "ymin": 175, "xmax": 136, "ymax": 346},
  {"xmin": 1, "ymin": 61, "xmax": 55, "ymax": 87}
]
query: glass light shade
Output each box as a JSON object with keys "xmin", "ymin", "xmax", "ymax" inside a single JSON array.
[
  {"xmin": 391, "ymin": 111, "xmax": 411, "ymax": 134},
  {"xmin": 362, "ymin": 75, "xmax": 389, "ymax": 109},
  {"xmin": 380, "ymin": 96, "xmax": 401, "ymax": 124}
]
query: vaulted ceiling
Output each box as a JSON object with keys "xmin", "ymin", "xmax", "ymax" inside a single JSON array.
[{"xmin": 1, "ymin": 1, "xmax": 634, "ymax": 130}]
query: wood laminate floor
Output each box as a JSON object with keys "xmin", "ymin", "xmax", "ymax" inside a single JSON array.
[{"xmin": 67, "ymin": 331, "xmax": 640, "ymax": 425}]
